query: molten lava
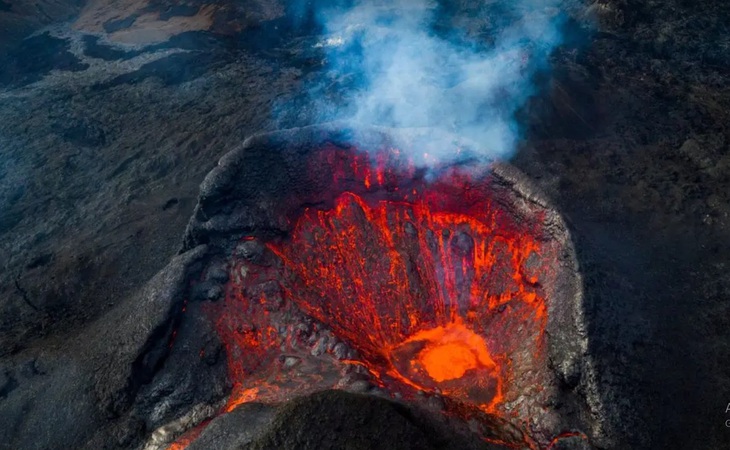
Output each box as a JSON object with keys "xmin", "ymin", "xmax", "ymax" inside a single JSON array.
[
  {"xmin": 402, "ymin": 320, "xmax": 496, "ymax": 383},
  {"xmin": 203, "ymin": 146, "xmax": 559, "ymax": 447},
  {"xmin": 421, "ymin": 341, "xmax": 478, "ymax": 381}
]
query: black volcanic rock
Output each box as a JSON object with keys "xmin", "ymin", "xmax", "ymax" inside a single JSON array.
[
  {"xmin": 0, "ymin": 245, "xmax": 210, "ymax": 450},
  {"xmin": 186, "ymin": 391, "xmax": 510, "ymax": 450},
  {"xmin": 0, "ymin": 0, "xmax": 84, "ymax": 52},
  {"xmin": 243, "ymin": 390, "xmax": 505, "ymax": 450},
  {"xmin": 0, "ymin": 32, "xmax": 88, "ymax": 87}
]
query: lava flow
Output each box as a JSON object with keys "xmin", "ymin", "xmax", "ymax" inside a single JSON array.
[{"xmin": 206, "ymin": 146, "xmax": 559, "ymax": 446}]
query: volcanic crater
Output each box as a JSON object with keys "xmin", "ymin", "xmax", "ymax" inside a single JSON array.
[{"xmin": 164, "ymin": 124, "xmax": 595, "ymax": 449}]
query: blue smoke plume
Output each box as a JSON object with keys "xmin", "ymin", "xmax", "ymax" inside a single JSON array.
[{"xmin": 288, "ymin": 1, "xmax": 566, "ymax": 166}]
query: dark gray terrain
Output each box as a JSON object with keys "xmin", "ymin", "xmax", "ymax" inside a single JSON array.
[{"xmin": 0, "ymin": 0, "xmax": 729, "ymax": 449}]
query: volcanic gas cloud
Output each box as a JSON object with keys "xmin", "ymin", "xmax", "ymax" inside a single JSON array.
[{"xmin": 192, "ymin": 143, "xmax": 576, "ymax": 448}]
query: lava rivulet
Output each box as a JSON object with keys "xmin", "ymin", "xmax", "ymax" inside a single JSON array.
[{"xmin": 207, "ymin": 147, "xmax": 559, "ymax": 446}]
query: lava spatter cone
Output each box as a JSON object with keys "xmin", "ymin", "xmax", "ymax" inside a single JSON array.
[{"xmin": 178, "ymin": 124, "xmax": 593, "ymax": 449}]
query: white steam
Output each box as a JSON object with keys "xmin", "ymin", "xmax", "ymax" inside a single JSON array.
[{"xmin": 303, "ymin": 1, "xmax": 566, "ymax": 165}]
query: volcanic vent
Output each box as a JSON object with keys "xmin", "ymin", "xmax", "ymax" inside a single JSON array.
[{"xmin": 175, "ymin": 125, "xmax": 593, "ymax": 449}]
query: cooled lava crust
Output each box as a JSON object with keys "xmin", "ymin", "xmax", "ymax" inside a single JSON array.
[{"xmin": 179, "ymin": 124, "xmax": 591, "ymax": 449}]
